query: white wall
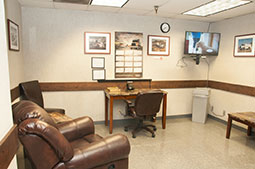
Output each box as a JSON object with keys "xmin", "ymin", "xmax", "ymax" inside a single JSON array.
[
  {"xmin": 0, "ymin": 0, "xmax": 17, "ymax": 168},
  {"xmin": 209, "ymin": 13, "xmax": 255, "ymax": 122},
  {"xmin": 5, "ymin": 0, "xmax": 24, "ymax": 89},
  {"xmin": 21, "ymin": 7, "xmax": 211, "ymax": 120}
]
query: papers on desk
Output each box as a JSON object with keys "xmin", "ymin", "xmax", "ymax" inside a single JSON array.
[{"xmin": 107, "ymin": 87, "xmax": 121, "ymax": 92}]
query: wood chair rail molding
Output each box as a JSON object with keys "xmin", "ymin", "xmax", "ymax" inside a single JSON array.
[
  {"xmin": 39, "ymin": 80, "xmax": 208, "ymax": 91},
  {"xmin": 208, "ymin": 80, "xmax": 255, "ymax": 97},
  {"xmin": 0, "ymin": 125, "xmax": 18, "ymax": 169},
  {"xmin": 10, "ymin": 80, "xmax": 255, "ymax": 102}
]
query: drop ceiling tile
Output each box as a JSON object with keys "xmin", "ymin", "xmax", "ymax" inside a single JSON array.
[
  {"xmin": 144, "ymin": 10, "xmax": 177, "ymax": 18},
  {"xmin": 18, "ymin": 0, "xmax": 54, "ymax": 8},
  {"xmin": 53, "ymin": 2, "xmax": 88, "ymax": 10},
  {"xmin": 173, "ymin": 14, "xmax": 223, "ymax": 23},
  {"xmin": 118, "ymin": 8, "xmax": 150, "ymax": 15},
  {"xmin": 123, "ymin": 0, "xmax": 169, "ymax": 10},
  {"xmin": 87, "ymin": 5, "xmax": 120, "ymax": 13},
  {"xmin": 159, "ymin": 0, "xmax": 211, "ymax": 13}
]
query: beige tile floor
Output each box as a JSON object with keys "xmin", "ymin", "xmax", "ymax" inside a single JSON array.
[
  {"xmin": 18, "ymin": 117, "xmax": 255, "ymax": 169},
  {"xmin": 96, "ymin": 117, "xmax": 255, "ymax": 169}
]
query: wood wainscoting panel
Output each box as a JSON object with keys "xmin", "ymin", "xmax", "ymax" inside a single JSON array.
[
  {"xmin": 0, "ymin": 125, "xmax": 18, "ymax": 169},
  {"xmin": 208, "ymin": 80, "xmax": 255, "ymax": 97},
  {"xmin": 10, "ymin": 86, "xmax": 20, "ymax": 102}
]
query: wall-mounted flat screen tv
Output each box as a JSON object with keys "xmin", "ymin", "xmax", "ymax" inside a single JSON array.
[{"xmin": 184, "ymin": 31, "xmax": 221, "ymax": 56}]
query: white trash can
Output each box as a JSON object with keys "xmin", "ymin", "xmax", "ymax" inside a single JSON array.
[{"xmin": 192, "ymin": 88, "xmax": 210, "ymax": 123}]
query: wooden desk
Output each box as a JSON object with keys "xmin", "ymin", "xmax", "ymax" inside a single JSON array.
[{"xmin": 104, "ymin": 89, "xmax": 167, "ymax": 134}]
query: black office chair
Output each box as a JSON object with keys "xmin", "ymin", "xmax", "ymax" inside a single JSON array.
[{"xmin": 124, "ymin": 90, "xmax": 163, "ymax": 138}]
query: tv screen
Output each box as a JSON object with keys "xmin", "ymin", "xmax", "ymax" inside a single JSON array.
[{"xmin": 184, "ymin": 31, "xmax": 221, "ymax": 56}]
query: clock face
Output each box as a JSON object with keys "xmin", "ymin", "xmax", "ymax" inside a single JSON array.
[{"xmin": 160, "ymin": 22, "xmax": 170, "ymax": 33}]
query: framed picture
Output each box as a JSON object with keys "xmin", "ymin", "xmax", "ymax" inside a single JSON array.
[
  {"xmin": 115, "ymin": 32, "xmax": 143, "ymax": 78},
  {"xmin": 7, "ymin": 19, "xmax": 19, "ymax": 51},
  {"xmin": 234, "ymin": 34, "xmax": 255, "ymax": 57},
  {"xmin": 85, "ymin": 32, "xmax": 111, "ymax": 54},
  {"xmin": 92, "ymin": 69, "xmax": 105, "ymax": 80},
  {"xmin": 147, "ymin": 35, "xmax": 170, "ymax": 56},
  {"xmin": 91, "ymin": 57, "xmax": 105, "ymax": 68}
]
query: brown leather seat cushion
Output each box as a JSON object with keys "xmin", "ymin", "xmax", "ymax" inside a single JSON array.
[{"xmin": 48, "ymin": 112, "xmax": 72, "ymax": 124}]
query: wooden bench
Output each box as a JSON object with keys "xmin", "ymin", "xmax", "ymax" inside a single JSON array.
[{"xmin": 226, "ymin": 112, "xmax": 255, "ymax": 139}]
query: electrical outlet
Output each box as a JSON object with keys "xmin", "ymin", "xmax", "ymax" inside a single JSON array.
[{"xmin": 223, "ymin": 110, "xmax": 226, "ymax": 116}]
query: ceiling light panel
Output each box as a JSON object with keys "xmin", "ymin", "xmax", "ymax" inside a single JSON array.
[
  {"xmin": 90, "ymin": 0, "xmax": 129, "ymax": 8},
  {"xmin": 183, "ymin": 0, "xmax": 252, "ymax": 17}
]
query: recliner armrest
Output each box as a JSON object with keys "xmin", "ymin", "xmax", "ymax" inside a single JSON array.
[
  {"xmin": 45, "ymin": 108, "xmax": 65, "ymax": 114},
  {"xmin": 66, "ymin": 134, "xmax": 130, "ymax": 169},
  {"xmin": 57, "ymin": 116, "xmax": 95, "ymax": 141}
]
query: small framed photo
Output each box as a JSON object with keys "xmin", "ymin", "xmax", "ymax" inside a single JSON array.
[
  {"xmin": 7, "ymin": 19, "xmax": 20, "ymax": 51},
  {"xmin": 92, "ymin": 69, "xmax": 105, "ymax": 80},
  {"xmin": 85, "ymin": 32, "xmax": 111, "ymax": 54},
  {"xmin": 234, "ymin": 34, "xmax": 255, "ymax": 57},
  {"xmin": 147, "ymin": 35, "xmax": 170, "ymax": 56},
  {"xmin": 91, "ymin": 57, "xmax": 105, "ymax": 68}
]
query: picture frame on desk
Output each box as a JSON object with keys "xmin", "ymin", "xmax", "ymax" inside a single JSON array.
[
  {"xmin": 234, "ymin": 34, "xmax": 255, "ymax": 57},
  {"xmin": 91, "ymin": 57, "xmax": 105, "ymax": 68},
  {"xmin": 92, "ymin": 69, "xmax": 105, "ymax": 80},
  {"xmin": 7, "ymin": 19, "xmax": 20, "ymax": 51},
  {"xmin": 84, "ymin": 32, "xmax": 111, "ymax": 54},
  {"xmin": 147, "ymin": 35, "xmax": 170, "ymax": 56}
]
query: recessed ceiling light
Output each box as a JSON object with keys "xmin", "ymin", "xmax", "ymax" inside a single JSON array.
[
  {"xmin": 90, "ymin": 0, "xmax": 129, "ymax": 8},
  {"xmin": 183, "ymin": 0, "xmax": 252, "ymax": 17}
]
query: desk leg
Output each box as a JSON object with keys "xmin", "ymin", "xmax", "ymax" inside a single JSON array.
[
  {"xmin": 105, "ymin": 95, "xmax": 108, "ymax": 126},
  {"xmin": 226, "ymin": 116, "xmax": 232, "ymax": 139},
  {"xmin": 247, "ymin": 126, "xmax": 252, "ymax": 136},
  {"xmin": 109, "ymin": 97, "xmax": 113, "ymax": 134},
  {"xmin": 162, "ymin": 94, "xmax": 167, "ymax": 129}
]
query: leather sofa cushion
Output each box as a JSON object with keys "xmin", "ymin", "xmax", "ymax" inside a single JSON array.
[{"xmin": 13, "ymin": 100, "xmax": 56, "ymax": 127}]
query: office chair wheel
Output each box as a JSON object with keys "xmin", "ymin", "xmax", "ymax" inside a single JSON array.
[
  {"xmin": 153, "ymin": 127, "xmax": 157, "ymax": 131},
  {"xmin": 124, "ymin": 127, "xmax": 128, "ymax": 132},
  {"xmin": 132, "ymin": 135, "xmax": 136, "ymax": 138},
  {"xmin": 152, "ymin": 134, "xmax": 155, "ymax": 138}
]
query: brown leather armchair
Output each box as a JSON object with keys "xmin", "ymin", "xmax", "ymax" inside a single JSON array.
[
  {"xmin": 19, "ymin": 80, "xmax": 72, "ymax": 124},
  {"xmin": 13, "ymin": 100, "xmax": 130, "ymax": 169},
  {"xmin": 124, "ymin": 90, "xmax": 163, "ymax": 138},
  {"xmin": 19, "ymin": 80, "xmax": 65, "ymax": 114}
]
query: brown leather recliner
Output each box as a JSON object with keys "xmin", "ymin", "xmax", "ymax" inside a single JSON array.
[
  {"xmin": 19, "ymin": 80, "xmax": 64, "ymax": 114},
  {"xmin": 13, "ymin": 100, "xmax": 130, "ymax": 169},
  {"xmin": 19, "ymin": 80, "xmax": 72, "ymax": 123}
]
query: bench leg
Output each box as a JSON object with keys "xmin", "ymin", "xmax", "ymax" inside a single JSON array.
[
  {"xmin": 226, "ymin": 116, "xmax": 232, "ymax": 139},
  {"xmin": 247, "ymin": 126, "xmax": 252, "ymax": 136}
]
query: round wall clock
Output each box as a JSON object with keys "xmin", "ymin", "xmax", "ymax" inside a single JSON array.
[{"xmin": 160, "ymin": 22, "xmax": 170, "ymax": 33}]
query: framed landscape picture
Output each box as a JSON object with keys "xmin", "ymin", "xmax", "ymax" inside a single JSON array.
[
  {"xmin": 84, "ymin": 32, "xmax": 111, "ymax": 54},
  {"xmin": 234, "ymin": 34, "xmax": 255, "ymax": 57},
  {"xmin": 7, "ymin": 19, "xmax": 19, "ymax": 51},
  {"xmin": 148, "ymin": 35, "xmax": 170, "ymax": 56}
]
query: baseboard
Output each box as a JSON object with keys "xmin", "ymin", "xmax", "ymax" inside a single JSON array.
[
  {"xmin": 95, "ymin": 114, "xmax": 252, "ymax": 135},
  {"xmin": 94, "ymin": 114, "xmax": 192, "ymax": 125}
]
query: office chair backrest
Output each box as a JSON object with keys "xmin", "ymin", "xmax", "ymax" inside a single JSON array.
[
  {"xmin": 135, "ymin": 90, "xmax": 164, "ymax": 116},
  {"xmin": 19, "ymin": 80, "xmax": 44, "ymax": 108}
]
